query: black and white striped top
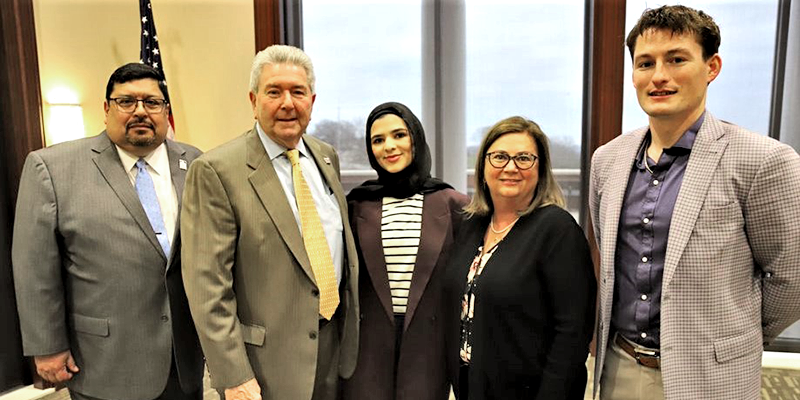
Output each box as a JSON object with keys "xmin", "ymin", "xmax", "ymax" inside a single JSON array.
[{"xmin": 381, "ymin": 193, "xmax": 423, "ymax": 314}]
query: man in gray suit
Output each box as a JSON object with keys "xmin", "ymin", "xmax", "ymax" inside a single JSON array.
[
  {"xmin": 181, "ymin": 45, "xmax": 358, "ymax": 400},
  {"xmin": 590, "ymin": 5, "xmax": 800, "ymax": 400},
  {"xmin": 12, "ymin": 63, "xmax": 204, "ymax": 400}
]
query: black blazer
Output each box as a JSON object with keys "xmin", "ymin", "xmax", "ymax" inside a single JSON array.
[
  {"xmin": 343, "ymin": 188, "xmax": 469, "ymax": 400},
  {"xmin": 444, "ymin": 205, "xmax": 596, "ymax": 400}
]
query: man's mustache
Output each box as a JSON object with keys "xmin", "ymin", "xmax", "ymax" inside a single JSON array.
[{"xmin": 126, "ymin": 119, "xmax": 154, "ymax": 131}]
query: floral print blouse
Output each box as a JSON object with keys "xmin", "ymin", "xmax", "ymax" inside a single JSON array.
[{"xmin": 459, "ymin": 242, "xmax": 500, "ymax": 363}]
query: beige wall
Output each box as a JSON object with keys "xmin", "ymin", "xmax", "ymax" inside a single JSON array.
[{"xmin": 34, "ymin": 0, "xmax": 256, "ymax": 151}]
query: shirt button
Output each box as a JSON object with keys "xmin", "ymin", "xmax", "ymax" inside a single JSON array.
[
  {"xmin": 641, "ymin": 332, "xmax": 647, "ymax": 338},
  {"xmin": 641, "ymin": 294, "xmax": 648, "ymax": 300},
  {"xmin": 653, "ymin": 179, "xmax": 660, "ymax": 186},
  {"xmin": 642, "ymin": 256, "xmax": 648, "ymax": 263},
  {"xmin": 643, "ymin": 217, "xmax": 650, "ymax": 224}
]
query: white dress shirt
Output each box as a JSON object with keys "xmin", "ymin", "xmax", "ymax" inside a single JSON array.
[
  {"xmin": 255, "ymin": 123, "xmax": 344, "ymax": 285},
  {"xmin": 116, "ymin": 143, "xmax": 178, "ymax": 245}
]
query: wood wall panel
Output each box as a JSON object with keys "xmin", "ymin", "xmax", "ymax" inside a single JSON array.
[
  {"xmin": 590, "ymin": 0, "xmax": 627, "ymax": 151},
  {"xmin": 254, "ymin": 0, "xmax": 283, "ymax": 52},
  {"xmin": 0, "ymin": 0, "xmax": 44, "ymax": 392},
  {"xmin": 582, "ymin": 0, "xmax": 627, "ymax": 356}
]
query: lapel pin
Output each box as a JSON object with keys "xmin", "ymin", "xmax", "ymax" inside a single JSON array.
[
  {"xmin": 179, "ymin": 159, "xmax": 188, "ymax": 170},
  {"xmin": 323, "ymin": 157, "xmax": 331, "ymax": 165}
]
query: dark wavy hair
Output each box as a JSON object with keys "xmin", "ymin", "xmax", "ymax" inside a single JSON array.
[{"xmin": 626, "ymin": 5, "xmax": 721, "ymax": 60}]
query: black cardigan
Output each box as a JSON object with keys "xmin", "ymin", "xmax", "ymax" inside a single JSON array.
[{"xmin": 444, "ymin": 205, "xmax": 597, "ymax": 400}]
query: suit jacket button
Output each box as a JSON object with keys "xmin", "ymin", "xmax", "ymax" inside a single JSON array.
[
  {"xmin": 161, "ymin": 315, "xmax": 169, "ymax": 322},
  {"xmin": 309, "ymin": 331, "xmax": 318, "ymax": 340},
  {"xmin": 312, "ymin": 289, "xmax": 320, "ymax": 297}
]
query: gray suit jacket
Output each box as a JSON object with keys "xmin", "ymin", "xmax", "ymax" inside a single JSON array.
[
  {"xmin": 12, "ymin": 132, "xmax": 204, "ymax": 400},
  {"xmin": 590, "ymin": 113, "xmax": 800, "ymax": 399},
  {"xmin": 181, "ymin": 129, "xmax": 359, "ymax": 399}
]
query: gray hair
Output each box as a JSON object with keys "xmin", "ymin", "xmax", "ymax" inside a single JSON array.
[{"xmin": 249, "ymin": 45, "xmax": 316, "ymax": 94}]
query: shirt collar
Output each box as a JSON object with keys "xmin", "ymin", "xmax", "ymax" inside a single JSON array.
[
  {"xmin": 636, "ymin": 110, "xmax": 705, "ymax": 171},
  {"xmin": 254, "ymin": 122, "xmax": 310, "ymax": 161},
  {"xmin": 670, "ymin": 111, "xmax": 704, "ymax": 151},
  {"xmin": 116, "ymin": 142, "xmax": 170, "ymax": 177}
]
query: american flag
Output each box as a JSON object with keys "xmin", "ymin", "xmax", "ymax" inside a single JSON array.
[{"xmin": 139, "ymin": 0, "xmax": 175, "ymax": 137}]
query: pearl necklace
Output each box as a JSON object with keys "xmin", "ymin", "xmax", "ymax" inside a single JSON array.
[{"xmin": 490, "ymin": 215, "xmax": 520, "ymax": 234}]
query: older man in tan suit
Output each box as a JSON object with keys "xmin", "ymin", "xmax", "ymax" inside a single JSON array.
[
  {"xmin": 181, "ymin": 45, "xmax": 359, "ymax": 400},
  {"xmin": 590, "ymin": 5, "xmax": 800, "ymax": 400}
]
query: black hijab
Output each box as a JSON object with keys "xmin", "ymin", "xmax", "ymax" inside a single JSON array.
[{"xmin": 347, "ymin": 102, "xmax": 452, "ymax": 201}]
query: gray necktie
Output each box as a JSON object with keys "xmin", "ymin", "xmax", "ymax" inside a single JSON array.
[{"xmin": 135, "ymin": 159, "xmax": 170, "ymax": 256}]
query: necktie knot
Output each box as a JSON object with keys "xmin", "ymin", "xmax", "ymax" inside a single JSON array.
[
  {"xmin": 136, "ymin": 158, "xmax": 148, "ymax": 171},
  {"xmin": 286, "ymin": 149, "xmax": 301, "ymax": 166}
]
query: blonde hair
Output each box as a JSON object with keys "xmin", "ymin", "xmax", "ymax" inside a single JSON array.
[{"xmin": 464, "ymin": 116, "xmax": 565, "ymax": 218}]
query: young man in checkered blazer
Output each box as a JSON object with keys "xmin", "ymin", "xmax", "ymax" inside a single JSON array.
[{"xmin": 590, "ymin": 5, "xmax": 800, "ymax": 400}]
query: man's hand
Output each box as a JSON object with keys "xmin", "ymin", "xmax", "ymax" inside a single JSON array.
[
  {"xmin": 224, "ymin": 378, "xmax": 262, "ymax": 400},
  {"xmin": 34, "ymin": 350, "xmax": 79, "ymax": 383}
]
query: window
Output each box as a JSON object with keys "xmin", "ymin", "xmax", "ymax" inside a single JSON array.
[
  {"xmin": 465, "ymin": 0, "xmax": 585, "ymax": 215},
  {"xmin": 304, "ymin": 0, "xmax": 586, "ymax": 217},
  {"xmin": 303, "ymin": 0, "xmax": 422, "ymax": 190}
]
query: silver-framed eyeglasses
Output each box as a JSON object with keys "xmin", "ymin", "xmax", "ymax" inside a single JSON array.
[
  {"xmin": 485, "ymin": 151, "xmax": 538, "ymax": 170},
  {"xmin": 109, "ymin": 97, "xmax": 168, "ymax": 114}
]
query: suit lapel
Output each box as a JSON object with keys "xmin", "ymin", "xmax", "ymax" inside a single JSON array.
[
  {"xmin": 91, "ymin": 132, "xmax": 167, "ymax": 261},
  {"xmin": 662, "ymin": 114, "xmax": 728, "ymax": 289},
  {"xmin": 165, "ymin": 141, "xmax": 188, "ymax": 269},
  {"xmin": 601, "ymin": 131, "xmax": 646, "ymax": 282},
  {"xmin": 404, "ymin": 193, "xmax": 448, "ymax": 331},
  {"xmin": 356, "ymin": 200, "xmax": 395, "ymax": 322},
  {"xmin": 167, "ymin": 141, "xmax": 188, "ymax": 209},
  {"xmin": 305, "ymin": 137, "xmax": 348, "ymax": 216},
  {"xmin": 245, "ymin": 130, "xmax": 317, "ymax": 283}
]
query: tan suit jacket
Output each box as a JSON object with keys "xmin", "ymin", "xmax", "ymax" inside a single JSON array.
[
  {"xmin": 181, "ymin": 129, "xmax": 359, "ymax": 400},
  {"xmin": 590, "ymin": 113, "xmax": 800, "ymax": 399},
  {"xmin": 12, "ymin": 133, "xmax": 204, "ymax": 400}
]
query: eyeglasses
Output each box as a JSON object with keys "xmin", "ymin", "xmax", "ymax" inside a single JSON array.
[
  {"xmin": 109, "ymin": 97, "xmax": 168, "ymax": 114},
  {"xmin": 485, "ymin": 151, "xmax": 538, "ymax": 170}
]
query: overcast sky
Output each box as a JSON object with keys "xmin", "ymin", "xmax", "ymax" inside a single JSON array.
[{"xmin": 303, "ymin": 0, "xmax": 778, "ymax": 148}]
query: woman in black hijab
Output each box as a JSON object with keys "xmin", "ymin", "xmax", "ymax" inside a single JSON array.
[{"xmin": 343, "ymin": 102, "xmax": 469, "ymax": 400}]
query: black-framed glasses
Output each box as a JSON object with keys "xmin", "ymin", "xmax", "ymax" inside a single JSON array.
[
  {"xmin": 109, "ymin": 97, "xmax": 168, "ymax": 114},
  {"xmin": 485, "ymin": 151, "xmax": 538, "ymax": 170}
]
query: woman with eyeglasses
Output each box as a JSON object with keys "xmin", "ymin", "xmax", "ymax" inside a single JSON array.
[
  {"xmin": 343, "ymin": 102, "xmax": 469, "ymax": 400},
  {"xmin": 444, "ymin": 116, "xmax": 596, "ymax": 399}
]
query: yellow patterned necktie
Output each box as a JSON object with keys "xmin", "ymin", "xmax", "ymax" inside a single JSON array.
[{"xmin": 285, "ymin": 149, "xmax": 339, "ymax": 320}]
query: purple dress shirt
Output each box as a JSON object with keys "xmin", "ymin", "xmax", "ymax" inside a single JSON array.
[{"xmin": 611, "ymin": 113, "xmax": 705, "ymax": 348}]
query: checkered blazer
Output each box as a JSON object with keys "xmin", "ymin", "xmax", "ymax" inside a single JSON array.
[{"xmin": 589, "ymin": 113, "xmax": 800, "ymax": 399}]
